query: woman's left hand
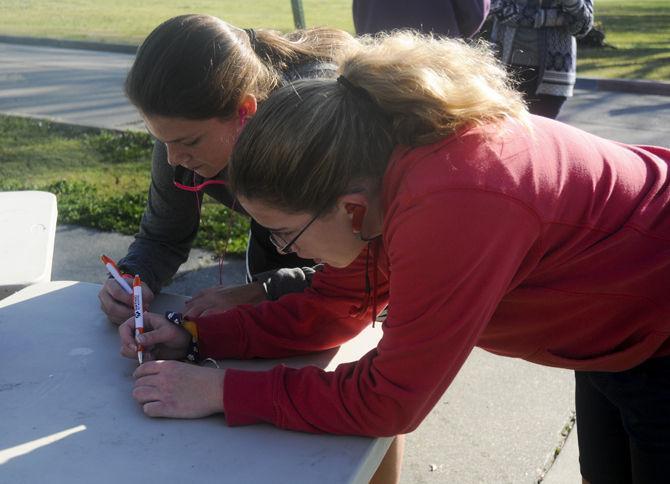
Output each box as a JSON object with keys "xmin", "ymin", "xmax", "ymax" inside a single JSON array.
[{"xmin": 132, "ymin": 360, "xmax": 226, "ymax": 418}]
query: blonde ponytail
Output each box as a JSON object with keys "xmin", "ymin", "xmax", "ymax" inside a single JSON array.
[{"xmin": 338, "ymin": 32, "xmax": 527, "ymax": 145}]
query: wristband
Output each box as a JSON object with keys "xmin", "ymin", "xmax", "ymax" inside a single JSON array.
[{"xmin": 165, "ymin": 311, "xmax": 200, "ymax": 362}]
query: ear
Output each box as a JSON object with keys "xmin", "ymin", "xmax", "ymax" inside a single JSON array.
[
  {"xmin": 340, "ymin": 193, "xmax": 369, "ymax": 234},
  {"xmin": 238, "ymin": 94, "xmax": 258, "ymax": 118},
  {"xmin": 346, "ymin": 204, "xmax": 366, "ymax": 233}
]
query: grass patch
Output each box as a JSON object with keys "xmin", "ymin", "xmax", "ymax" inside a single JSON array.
[
  {"xmin": 0, "ymin": 115, "xmax": 249, "ymax": 255},
  {"xmin": 0, "ymin": 0, "xmax": 354, "ymax": 45},
  {"xmin": 577, "ymin": 0, "xmax": 670, "ymax": 80},
  {"xmin": 0, "ymin": 0, "xmax": 668, "ymax": 80}
]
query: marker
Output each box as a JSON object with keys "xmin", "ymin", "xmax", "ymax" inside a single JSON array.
[
  {"xmin": 100, "ymin": 254, "xmax": 132, "ymax": 295},
  {"xmin": 133, "ymin": 275, "xmax": 145, "ymax": 365}
]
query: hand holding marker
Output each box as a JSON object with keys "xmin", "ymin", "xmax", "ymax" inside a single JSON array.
[
  {"xmin": 133, "ymin": 275, "xmax": 145, "ymax": 364},
  {"xmin": 100, "ymin": 254, "xmax": 132, "ymax": 295}
]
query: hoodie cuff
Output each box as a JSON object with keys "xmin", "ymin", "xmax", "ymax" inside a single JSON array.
[{"xmin": 223, "ymin": 367, "xmax": 281, "ymax": 427}]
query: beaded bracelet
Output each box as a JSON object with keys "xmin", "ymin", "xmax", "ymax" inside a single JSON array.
[{"xmin": 165, "ymin": 311, "xmax": 200, "ymax": 363}]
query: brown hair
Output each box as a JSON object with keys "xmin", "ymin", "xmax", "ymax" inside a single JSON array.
[
  {"xmin": 124, "ymin": 14, "xmax": 355, "ymax": 119},
  {"xmin": 230, "ymin": 31, "xmax": 528, "ymax": 214}
]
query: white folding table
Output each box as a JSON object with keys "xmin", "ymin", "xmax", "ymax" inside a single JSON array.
[{"xmin": 0, "ymin": 281, "xmax": 391, "ymax": 483}]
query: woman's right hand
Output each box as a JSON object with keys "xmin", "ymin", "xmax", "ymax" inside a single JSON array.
[
  {"xmin": 119, "ymin": 312, "xmax": 191, "ymax": 361},
  {"xmin": 99, "ymin": 277, "xmax": 154, "ymax": 325},
  {"xmin": 183, "ymin": 281, "xmax": 267, "ymax": 318}
]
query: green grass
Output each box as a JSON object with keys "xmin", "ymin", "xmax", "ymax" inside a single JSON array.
[
  {"xmin": 0, "ymin": 115, "xmax": 250, "ymax": 255},
  {"xmin": 0, "ymin": 0, "xmax": 668, "ymax": 80},
  {"xmin": 0, "ymin": 0, "xmax": 354, "ymax": 45},
  {"xmin": 577, "ymin": 0, "xmax": 670, "ymax": 80}
]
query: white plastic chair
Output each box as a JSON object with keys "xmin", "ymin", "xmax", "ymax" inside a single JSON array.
[{"xmin": 0, "ymin": 191, "xmax": 58, "ymax": 298}]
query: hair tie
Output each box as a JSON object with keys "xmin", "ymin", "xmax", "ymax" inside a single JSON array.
[
  {"xmin": 337, "ymin": 75, "xmax": 392, "ymax": 125},
  {"xmin": 337, "ymin": 75, "xmax": 375, "ymax": 103},
  {"xmin": 244, "ymin": 28, "xmax": 257, "ymax": 50}
]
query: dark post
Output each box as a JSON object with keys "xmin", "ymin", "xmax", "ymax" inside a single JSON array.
[{"xmin": 291, "ymin": 0, "xmax": 306, "ymax": 29}]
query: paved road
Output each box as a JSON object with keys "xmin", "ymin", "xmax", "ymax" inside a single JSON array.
[{"xmin": 2, "ymin": 40, "xmax": 669, "ymax": 483}]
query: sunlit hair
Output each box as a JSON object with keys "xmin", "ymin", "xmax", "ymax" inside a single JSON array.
[
  {"xmin": 125, "ymin": 14, "xmax": 355, "ymax": 119},
  {"xmin": 230, "ymin": 31, "xmax": 529, "ymax": 214}
]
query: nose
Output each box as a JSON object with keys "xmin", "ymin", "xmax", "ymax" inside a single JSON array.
[{"xmin": 166, "ymin": 144, "xmax": 192, "ymax": 167}]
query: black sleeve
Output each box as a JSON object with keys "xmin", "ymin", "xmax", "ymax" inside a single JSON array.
[{"xmin": 117, "ymin": 141, "xmax": 201, "ymax": 293}]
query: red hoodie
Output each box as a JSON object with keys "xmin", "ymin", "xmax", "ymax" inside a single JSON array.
[{"xmin": 195, "ymin": 115, "xmax": 670, "ymax": 436}]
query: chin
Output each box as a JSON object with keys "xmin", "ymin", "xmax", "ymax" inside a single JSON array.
[
  {"xmin": 326, "ymin": 255, "xmax": 359, "ymax": 269},
  {"xmin": 194, "ymin": 167, "xmax": 216, "ymax": 178}
]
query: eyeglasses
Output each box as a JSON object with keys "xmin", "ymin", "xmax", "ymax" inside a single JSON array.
[{"xmin": 269, "ymin": 211, "xmax": 321, "ymax": 255}]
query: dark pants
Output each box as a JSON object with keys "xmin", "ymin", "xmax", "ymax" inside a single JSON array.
[
  {"xmin": 575, "ymin": 356, "xmax": 670, "ymax": 483},
  {"xmin": 510, "ymin": 65, "xmax": 567, "ymax": 119}
]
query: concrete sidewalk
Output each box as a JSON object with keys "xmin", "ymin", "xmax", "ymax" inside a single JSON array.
[{"xmin": 2, "ymin": 40, "xmax": 670, "ymax": 483}]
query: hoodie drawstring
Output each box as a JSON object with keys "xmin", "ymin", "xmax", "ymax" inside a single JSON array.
[{"xmin": 350, "ymin": 238, "xmax": 380, "ymax": 327}]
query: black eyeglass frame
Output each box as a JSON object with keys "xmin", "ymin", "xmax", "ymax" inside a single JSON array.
[{"xmin": 269, "ymin": 210, "xmax": 322, "ymax": 255}]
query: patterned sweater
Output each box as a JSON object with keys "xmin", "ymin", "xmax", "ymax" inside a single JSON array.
[{"xmin": 490, "ymin": 0, "xmax": 593, "ymax": 97}]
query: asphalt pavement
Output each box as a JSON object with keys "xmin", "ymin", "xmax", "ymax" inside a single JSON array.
[{"xmin": 2, "ymin": 40, "xmax": 669, "ymax": 483}]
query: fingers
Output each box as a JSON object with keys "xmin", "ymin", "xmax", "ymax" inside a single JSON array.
[
  {"xmin": 119, "ymin": 313, "xmax": 190, "ymax": 362},
  {"xmin": 142, "ymin": 401, "xmax": 169, "ymax": 418},
  {"xmin": 200, "ymin": 307, "xmax": 224, "ymax": 317},
  {"xmin": 183, "ymin": 302, "xmax": 206, "ymax": 319},
  {"xmin": 133, "ymin": 360, "xmax": 164, "ymax": 378},
  {"xmin": 132, "ymin": 376, "xmax": 170, "ymax": 418},
  {"xmin": 187, "ymin": 285, "xmax": 221, "ymax": 302},
  {"xmin": 118, "ymin": 316, "xmax": 136, "ymax": 349},
  {"xmin": 132, "ymin": 380, "xmax": 161, "ymax": 402},
  {"xmin": 134, "ymin": 318, "xmax": 176, "ymax": 348},
  {"xmin": 119, "ymin": 313, "xmax": 161, "ymax": 359},
  {"xmin": 131, "ymin": 362, "xmax": 224, "ymax": 418},
  {"xmin": 99, "ymin": 279, "xmax": 133, "ymax": 325},
  {"xmin": 185, "ymin": 291, "xmax": 204, "ymax": 305}
]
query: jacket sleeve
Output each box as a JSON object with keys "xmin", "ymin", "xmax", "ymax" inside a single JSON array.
[
  {"xmin": 118, "ymin": 141, "xmax": 201, "ymax": 293},
  {"xmin": 558, "ymin": 0, "xmax": 594, "ymax": 37},
  {"xmin": 454, "ymin": 0, "xmax": 491, "ymax": 38},
  {"xmin": 220, "ymin": 190, "xmax": 541, "ymax": 435},
  {"xmin": 195, "ymin": 243, "xmax": 388, "ymax": 359}
]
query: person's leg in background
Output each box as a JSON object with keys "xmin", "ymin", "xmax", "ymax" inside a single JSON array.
[
  {"xmin": 575, "ymin": 371, "xmax": 632, "ymax": 484},
  {"xmin": 575, "ymin": 356, "xmax": 670, "ymax": 484},
  {"xmin": 370, "ymin": 435, "xmax": 405, "ymax": 484},
  {"xmin": 511, "ymin": 65, "xmax": 567, "ymax": 119}
]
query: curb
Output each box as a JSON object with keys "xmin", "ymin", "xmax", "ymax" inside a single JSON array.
[
  {"xmin": 575, "ymin": 77, "xmax": 670, "ymax": 97},
  {"xmin": 2, "ymin": 34, "xmax": 670, "ymax": 96},
  {"xmin": 0, "ymin": 34, "xmax": 137, "ymax": 55}
]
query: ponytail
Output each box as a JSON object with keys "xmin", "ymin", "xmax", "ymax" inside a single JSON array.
[
  {"xmin": 340, "ymin": 32, "xmax": 527, "ymax": 146},
  {"xmin": 252, "ymin": 27, "xmax": 356, "ymax": 74}
]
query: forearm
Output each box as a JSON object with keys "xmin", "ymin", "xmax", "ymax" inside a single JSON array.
[
  {"xmin": 195, "ymin": 246, "xmax": 389, "ymax": 359},
  {"xmin": 118, "ymin": 236, "xmax": 190, "ymax": 294},
  {"xmin": 221, "ymin": 191, "xmax": 540, "ymax": 436}
]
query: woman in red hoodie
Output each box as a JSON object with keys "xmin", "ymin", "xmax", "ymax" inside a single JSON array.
[{"xmin": 120, "ymin": 32, "xmax": 670, "ymax": 483}]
